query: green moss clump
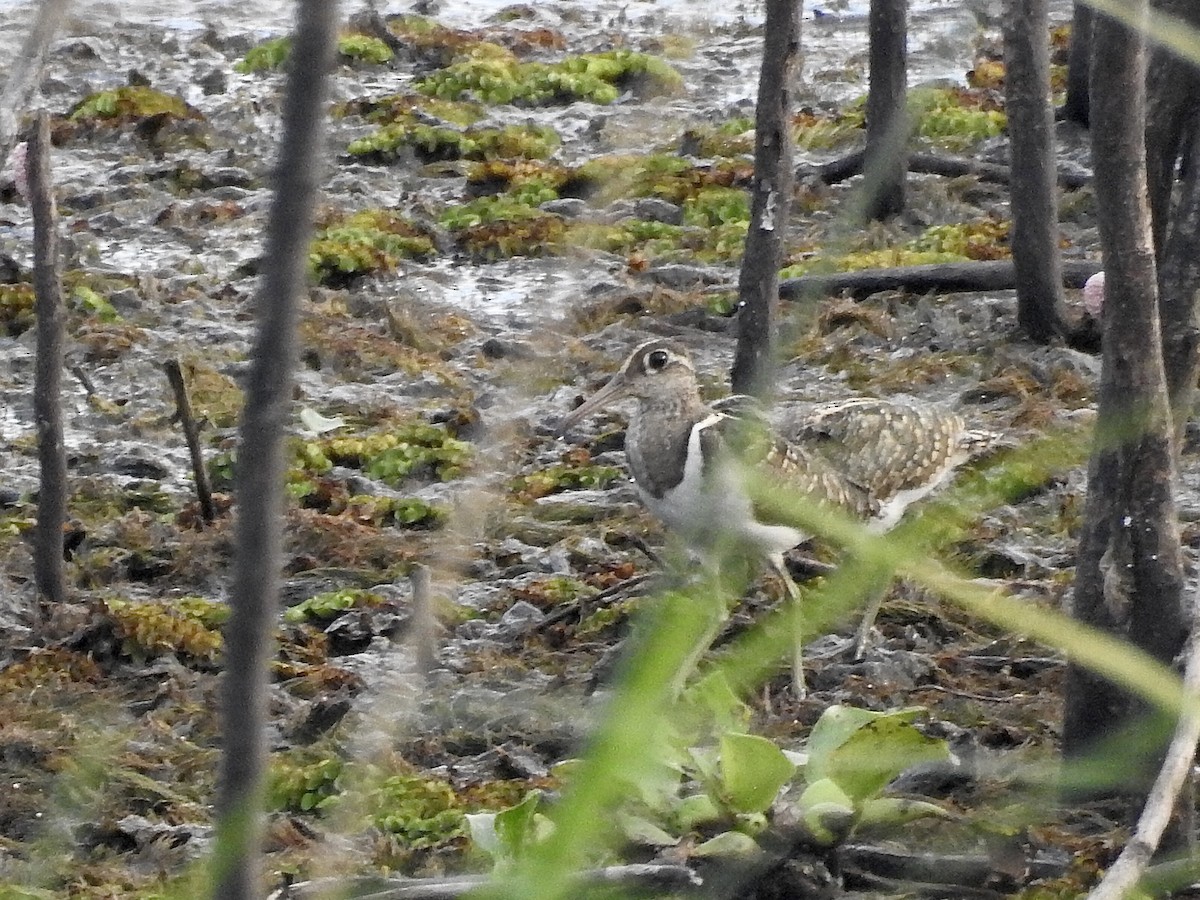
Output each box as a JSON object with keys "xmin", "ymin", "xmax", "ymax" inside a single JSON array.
[
  {"xmin": 571, "ymin": 218, "xmax": 684, "ymax": 256},
  {"xmin": 348, "ymin": 118, "xmax": 559, "ymax": 164},
  {"xmin": 465, "ymin": 159, "xmax": 573, "ymax": 205},
  {"xmin": 682, "ymin": 186, "xmax": 750, "ymax": 227},
  {"xmin": 335, "ymin": 92, "xmax": 484, "ymax": 127},
  {"xmin": 337, "ymin": 33, "xmax": 395, "ymax": 65},
  {"xmin": 235, "ymin": 35, "xmax": 292, "ymax": 73},
  {"xmin": 269, "ymin": 750, "xmax": 345, "ymax": 812},
  {"xmin": 417, "ymin": 46, "xmax": 682, "ymax": 106},
  {"xmin": 0, "ymin": 648, "xmax": 101, "ymax": 693},
  {"xmin": 309, "ymin": 209, "xmax": 436, "ymax": 286},
  {"xmin": 512, "ymin": 460, "xmax": 623, "ymax": 500},
  {"xmin": 367, "ymin": 773, "xmax": 469, "ymax": 848},
  {"xmin": 305, "ymin": 422, "xmax": 472, "ymax": 484},
  {"xmin": 285, "ymin": 588, "xmax": 385, "ymax": 624},
  {"xmin": 101, "ymin": 596, "xmax": 227, "ymax": 663},
  {"xmin": 909, "ymin": 86, "xmax": 1006, "ymax": 150},
  {"xmin": 0, "ymin": 283, "xmax": 35, "ymax": 336},
  {"xmin": 335, "ymin": 494, "xmax": 446, "ymax": 529},
  {"xmin": 783, "ymin": 218, "xmax": 1011, "ymax": 277},
  {"xmin": 237, "ymin": 33, "xmax": 394, "ymax": 73},
  {"xmin": 69, "ymin": 86, "xmax": 194, "ymax": 123},
  {"xmin": 911, "ymin": 218, "xmax": 1011, "ymax": 260},
  {"xmin": 570, "ymin": 154, "xmax": 751, "ymax": 205}
]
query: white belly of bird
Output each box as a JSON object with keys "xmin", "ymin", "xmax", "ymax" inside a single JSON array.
[{"xmin": 639, "ymin": 413, "xmax": 804, "ymax": 556}]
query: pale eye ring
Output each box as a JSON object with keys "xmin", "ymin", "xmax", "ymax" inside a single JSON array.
[{"xmin": 646, "ymin": 349, "xmax": 669, "ymax": 371}]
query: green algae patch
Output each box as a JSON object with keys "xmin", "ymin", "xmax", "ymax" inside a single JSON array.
[
  {"xmin": 309, "ymin": 209, "xmax": 437, "ymax": 287},
  {"xmin": 348, "ymin": 118, "xmax": 559, "ymax": 164},
  {"xmin": 69, "ymin": 86, "xmax": 198, "ymax": 125},
  {"xmin": 417, "ymin": 46, "xmax": 683, "ymax": 106}
]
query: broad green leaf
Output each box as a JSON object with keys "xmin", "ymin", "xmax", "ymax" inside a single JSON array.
[
  {"xmin": 494, "ymin": 790, "xmax": 544, "ymax": 859},
  {"xmin": 719, "ymin": 732, "xmax": 796, "ymax": 814},
  {"xmin": 822, "ymin": 717, "xmax": 950, "ymax": 803},
  {"xmin": 804, "ymin": 705, "xmax": 924, "ymax": 780},
  {"xmin": 693, "ymin": 830, "xmax": 761, "ymax": 857}
]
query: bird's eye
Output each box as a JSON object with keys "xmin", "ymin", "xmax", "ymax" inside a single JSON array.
[{"xmin": 646, "ymin": 349, "xmax": 669, "ymax": 371}]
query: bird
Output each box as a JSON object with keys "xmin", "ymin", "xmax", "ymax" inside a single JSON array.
[{"xmin": 557, "ymin": 337, "xmax": 987, "ymax": 696}]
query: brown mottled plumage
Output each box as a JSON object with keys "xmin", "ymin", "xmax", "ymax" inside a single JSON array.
[{"xmin": 558, "ymin": 338, "xmax": 988, "ymax": 694}]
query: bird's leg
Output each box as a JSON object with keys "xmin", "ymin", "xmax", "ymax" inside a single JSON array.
[
  {"xmin": 851, "ymin": 564, "xmax": 896, "ymax": 659},
  {"xmin": 768, "ymin": 554, "xmax": 806, "ymax": 698},
  {"xmin": 853, "ymin": 586, "xmax": 885, "ymax": 660}
]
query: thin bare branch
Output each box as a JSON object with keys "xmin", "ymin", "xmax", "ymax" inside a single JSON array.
[
  {"xmin": 29, "ymin": 110, "xmax": 66, "ymax": 616},
  {"xmin": 1087, "ymin": 624, "xmax": 1200, "ymax": 899},
  {"xmin": 164, "ymin": 359, "xmax": 216, "ymax": 524}
]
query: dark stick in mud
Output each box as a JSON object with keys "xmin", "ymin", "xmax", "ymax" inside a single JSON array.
[
  {"xmin": 164, "ymin": 359, "xmax": 216, "ymax": 524},
  {"xmin": 29, "ymin": 110, "xmax": 67, "ymax": 616}
]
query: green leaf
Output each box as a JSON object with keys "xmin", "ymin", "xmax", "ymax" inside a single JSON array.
[
  {"xmin": 856, "ymin": 797, "xmax": 953, "ymax": 829},
  {"xmin": 674, "ymin": 793, "xmax": 723, "ymax": 831},
  {"xmin": 466, "ymin": 812, "xmax": 500, "ymax": 855},
  {"xmin": 718, "ymin": 732, "xmax": 796, "ymax": 814},
  {"xmin": 820, "ymin": 715, "xmax": 950, "ymax": 803},
  {"xmin": 494, "ymin": 790, "xmax": 544, "ymax": 860},
  {"xmin": 617, "ymin": 813, "xmax": 678, "ymax": 847},
  {"xmin": 692, "ymin": 830, "xmax": 761, "ymax": 857}
]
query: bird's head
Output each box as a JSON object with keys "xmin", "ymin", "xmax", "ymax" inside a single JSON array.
[{"xmin": 557, "ymin": 339, "xmax": 698, "ymax": 433}]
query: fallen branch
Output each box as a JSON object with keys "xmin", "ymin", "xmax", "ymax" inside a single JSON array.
[
  {"xmin": 780, "ymin": 259, "xmax": 1102, "ymax": 300},
  {"xmin": 29, "ymin": 110, "xmax": 66, "ymax": 617},
  {"xmin": 163, "ymin": 359, "xmax": 216, "ymax": 524},
  {"xmin": 1086, "ymin": 626, "xmax": 1200, "ymax": 900},
  {"xmin": 800, "ymin": 148, "xmax": 1091, "ymax": 189},
  {"xmin": 840, "ymin": 843, "xmax": 1070, "ymax": 894},
  {"xmin": 285, "ymin": 863, "xmax": 702, "ymax": 899}
]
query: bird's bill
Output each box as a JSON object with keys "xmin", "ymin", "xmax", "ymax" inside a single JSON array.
[{"xmin": 557, "ymin": 372, "xmax": 631, "ymax": 434}]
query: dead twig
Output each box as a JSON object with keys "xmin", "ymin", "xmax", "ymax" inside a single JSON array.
[
  {"xmin": 1086, "ymin": 626, "xmax": 1200, "ymax": 900},
  {"xmin": 163, "ymin": 359, "xmax": 216, "ymax": 524}
]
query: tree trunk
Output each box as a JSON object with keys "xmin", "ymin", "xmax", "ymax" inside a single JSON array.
[
  {"xmin": 730, "ymin": 0, "xmax": 800, "ymax": 398},
  {"xmin": 211, "ymin": 2, "xmax": 338, "ymax": 897},
  {"xmin": 1146, "ymin": 0, "xmax": 1200, "ymax": 434},
  {"xmin": 1061, "ymin": 2, "xmax": 1092, "ymax": 126},
  {"xmin": 1062, "ymin": 4, "xmax": 1188, "ymax": 799},
  {"xmin": 29, "ymin": 110, "xmax": 66, "ymax": 616},
  {"xmin": 1003, "ymin": 0, "xmax": 1067, "ymax": 343},
  {"xmin": 1144, "ymin": 0, "xmax": 1200, "ymax": 258},
  {"xmin": 861, "ymin": 0, "xmax": 908, "ymax": 221}
]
